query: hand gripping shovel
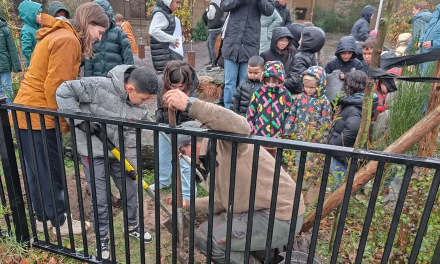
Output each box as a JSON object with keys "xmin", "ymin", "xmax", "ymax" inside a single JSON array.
[{"xmin": 94, "ymin": 132, "xmax": 172, "ymax": 217}]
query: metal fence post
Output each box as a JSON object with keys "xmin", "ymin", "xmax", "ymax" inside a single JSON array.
[{"xmin": 0, "ymin": 97, "xmax": 30, "ymax": 244}]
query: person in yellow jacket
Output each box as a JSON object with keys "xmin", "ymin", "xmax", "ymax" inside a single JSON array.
[
  {"xmin": 115, "ymin": 14, "xmax": 138, "ymax": 54},
  {"xmin": 11, "ymin": 3, "xmax": 108, "ymax": 236}
]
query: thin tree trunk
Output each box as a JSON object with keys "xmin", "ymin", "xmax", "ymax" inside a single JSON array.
[
  {"xmin": 301, "ymin": 103, "xmax": 440, "ymax": 232},
  {"xmin": 395, "ymin": 60, "xmax": 440, "ymax": 262}
]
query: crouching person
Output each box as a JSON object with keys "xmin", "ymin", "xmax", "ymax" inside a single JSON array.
[
  {"xmin": 56, "ymin": 65, "xmax": 158, "ymax": 259},
  {"xmin": 164, "ymin": 89, "xmax": 306, "ymax": 264}
]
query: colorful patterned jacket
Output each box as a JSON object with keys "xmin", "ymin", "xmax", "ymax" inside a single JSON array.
[
  {"xmin": 247, "ymin": 61, "xmax": 292, "ymax": 138},
  {"xmin": 284, "ymin": 66, "xmax": 331, "ymax": 143}
]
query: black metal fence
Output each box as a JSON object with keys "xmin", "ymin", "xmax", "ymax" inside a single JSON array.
[{"xmin": 1, "ymin": 97, "xmax": 440, "ymax": 264}]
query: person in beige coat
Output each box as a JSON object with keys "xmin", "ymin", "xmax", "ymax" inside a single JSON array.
[{"xmin": 163, "ymin": 89, "xmax": 306, "ymax": 264}]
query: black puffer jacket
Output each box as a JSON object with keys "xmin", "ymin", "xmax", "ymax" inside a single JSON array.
[
  {"xmin": 221, "ymin": 0, "xmax": 274, "ymax": 62},
  {"xmin": 274, "ymin": 1, "xmax": 292, "ymax": 26},
  {"xmin": 155, "ymin": 67, "xmax": 199, "ymax": 125},
  {"xmin": 260, "ymin": 27, "xmax": 294, "ymax": 70},
  {"xmin": 351, "ymin": 5, "xmax": 376, "ymax": 42},
  {"xmin": 230, "ymin": 77, "xmax": 263, "ymax": 116},
  {"xmin": 284, "ymin": 26, "xmax": 325, "ymax": 94},
  {"xmin": 84, "ymin": 0, "xmax": 134, "ymax": 77},
  {"xmin": 325, "ymin": 36, "xmax": 365, "ymax": 74},
  {"xmin": 328, "ymin": 94, "xmax": 378, "ymax": 153}
]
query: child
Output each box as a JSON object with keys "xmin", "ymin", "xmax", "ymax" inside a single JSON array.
[
  {"xmin": 325, "ymin": 36, "xmax": 366, "ymax": 79},
  {"xmin": 115, "ymin": 13, "xmax": 138, "ymax": 54},
  {"xmin": 351, "ymin": 5, "xmax": 376, "ymax": 42},
  {"xmin": 230, "ymin": 56, "xmax": 265, "ymax": 116},
  {"xmin": 284, "ymin": 66, "xmax": 331, "ymax": 144},
  {"xmin": 84, "ymin": 0, "xmax": 134, "ymax": 77},
  {"xmin": 48, "ymin": 1, "xmax": 70, "ymax": 18},
  {"xmin": 362, "ymin": 36, "xmax": 376, "ymax": 66},
  {"xmin": 0, "ymin": 16, "xmax": 22, "ymax": 102},
  {"xmin": 356, "ymin": 42, "xmax": 369, "ymax": 72},
  {"xmin": 149, "ymin": 0, "xmax": 183, "ymax": 72},
  {"xmin": 284, "ymin": 26, "xmax": 325, "ymax": 95},
  {"xmin": 260, "ymin": 27, "xmax": 294, "ymax": 71},
  {"xmin": 328, "ymin": 71, "xmax": 378, "ymax": 187},
  {"xmin": 18, "ymin": 0, "xmax": 42, "ymax": 67},
  {"xmin": 56, "ymin": 65, "xmax": 157, "ymax": 259},
  {"xmin": 247, "ymin": 60, "xmax": 292, "ymax": 139},
  {"xmin": 153, "ymin": 61, "xmax": 198, "ymax": 200},
  {"xmin": 205, "ymin": 0, "xmax": 223, "ymax": 70}
]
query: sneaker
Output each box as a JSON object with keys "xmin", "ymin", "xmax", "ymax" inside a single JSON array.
[
  {"xmin": 36, "ymin": 219, "xmax": 52, "ymax": 233},
  {"xmin": 98, "ymin": 237, "xmax": 110, "ymax": 260},
  {"xmin": 125, "ymin": 224, "xmax": 153, "ymax": 243},
  {"xmin": 148, "ymin": 183, "xmax": 168, "ymax": 192},
  {"xmin": 53, "ymin": 218, "xmax": 90, "ymax": 236},
  {"xmin": 206, "ymin": 65, "xmax": 220, "ymax": 72}
]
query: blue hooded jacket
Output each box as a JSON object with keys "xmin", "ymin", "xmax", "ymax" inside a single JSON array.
[
  {"xmin": 18, "ymin": 1, "xmax": 42, "ymax": 67},
  {"xmin": 419, "ymin": 4, "xmax": 440, "ymax": 53},
  {"xmin": 351, "ymin": 5, "xmax": 376, "ymax": 42}
]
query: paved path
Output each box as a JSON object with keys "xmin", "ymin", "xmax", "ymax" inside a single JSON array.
[{"xmin": 135, "ymin": 33, "xmax": 345, "ymax": 71}]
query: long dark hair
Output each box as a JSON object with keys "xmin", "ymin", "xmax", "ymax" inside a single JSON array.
[{"xmin": 161, "ymin": 61, "xmax": 194, "ymax": 98}]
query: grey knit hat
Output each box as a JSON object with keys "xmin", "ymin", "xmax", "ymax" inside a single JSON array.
[{"xmin": 48, "ymin": 1, "xmax": 70, "ymax": 18}]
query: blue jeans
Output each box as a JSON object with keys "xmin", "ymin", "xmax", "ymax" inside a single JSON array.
[
  {"xmin": 330, "ymin": 158, "xmax": 348, "ymax": 190},
  {"xmin": 224, "ymin": 59, "xmax": 248, "ymax": 109},
  {"xmin": 0, "ymin": 72, "xmax": 13, "ymax": 102},
  {"xmin": 158, "ymin": 133, "xmax": 195, "ymax": 200}
]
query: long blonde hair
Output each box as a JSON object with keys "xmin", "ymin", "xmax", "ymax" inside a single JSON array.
[{"xmin": 71, "ymin": 3, "xmax": 109, "ymax": 59}]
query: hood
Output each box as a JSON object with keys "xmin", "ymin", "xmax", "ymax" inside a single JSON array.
[
  {"xmin": 161, "ymin": 0, "xmax": 173, "ymax": 9},
  {"xmin": 411, "ymin": 9, "xmax": 432, "ymax": 24},
  {"xmin": 356, "ymin": 43, "xmax": 364, "ymax": 60},
  {"xmin": 274, "ymin": 1, "xmax": 286, "ymax": 11},
  {"xmin": 340, "ymin": 92, "xmax": 378, "ymax": 109},
  {"xmin": 361, "ymin": 5, "xmax": 376, "ymax": 23},
  {"xmin": 261, "ymin": 61, "xmax": 285, "ymax": 83},
  {"xmin": 210, "ymin": 0, "xmax": 221, "ymax": 7},
  {"xmin": 93, "ymin": 0, "xmax": 115, "ymax": 27},
  {"xmin": 335, "ymin": 36, "xmax": 357, "ymax": 61},
  {"xmin": 299, "ymin": 26, "xmax": 325, "ymax": 53},
  {"xmin": 397, "ymin": 33, "xmax": 411, "ymax": 45},
  {"xmin": 18, "ymin": 1, "xmax": 42, "ymax": 29},
  {"xmin": 36, "ymin": 14, "xmax": 79, "ymax": 41},
  {"xmin": 270, "ymin": 27, "xmax": 293, "ymax": 52},
  {"xmin": 48, "ymin": 1, "xmax": 70, "ymax": 18},
  {"xmin": 287, "ymin": 23, "xmax": 305, "ymax": 49},
  {"xmin": 0, "ymin": 17, "xmax": 7, "ymax": 28},
  {"xmin": 108, "ymin": 64, "xmax": 137, "ymax": 101},
  {"xmin": 302, "ymin": 66, "xmax": 326, "ymax": 97}
]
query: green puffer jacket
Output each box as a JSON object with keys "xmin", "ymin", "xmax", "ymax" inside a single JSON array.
[
  {"xmin": 0, "ymin": 17, "xmax": 22, "ymax": 73},
  {"xmin": 18, "ymin": 0, "xmax": 41, "ymax": 67},
  {"xmin": 84, "ymin": 0, "xmax": 134, "ymax": 77}
]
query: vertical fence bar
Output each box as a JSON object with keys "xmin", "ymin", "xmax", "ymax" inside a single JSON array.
[
  {"xmin": 39, "ymin": 114, "xmax": 62, "ymax": 247},
  {"xmin": 11, "ymin": 110, "xmax": 37, "ymax": 238},
  {"xmin": 153, "ymin": 131, "xmax": 161, "ymax": 264},
  {"xmin": 308, "ymin": 155, "xmax": 332, "ymax": 263},
  {"xmin": 171, "ymin": 132, "xmax": 178, "ymax": 264},
  {"xmin": 54, "ymin": 117, "xmax": 75, "ymax": 252},
  {"xmin": 84, "ymin": 121, "xmax": 102, "ymax": 260},
  {"xmin": 224, "ymin": 141, "xmax": 238, "ymax": 264},
  {"xmin": 244, "ymin": 144, "xmax": 260, "ymax": 264},
  {"xmin": 68, "ymin": 119, "xmax": 88, "ymax": 256},
  {"xmin": 118, "ymin": 125, "xmax": 131, "ymax": 264},
  {"xmin": 355, "ymin": 161, "xmax": 386, "ymax": 264},
  {"xmin": 206, "ymin": 139, "xmax": 217, "ymax": 264},
  {"xmin": 264, "ymin": 148, "xmax": 284, "ymax": 264},
  {"xmin": 409, "ymin": 169, "xmax": 440, "ymax": 263},
  {"xmin": 25, "ymin": 112, "xmax": 50, "ymax": 245},
  {"xmin": 0, "ymin": 152, "xmax": 12, "ymax": 235},
  {"xmin": 189, "ymin": 136, "xmax": 197, "ymax": 264},
  {"xmin": 381, "ymin": 165, "xmax": 414, "ymax": 264},
  {"xmin": 101, "ymin": 123, "xmax": 117, "ymax": 263},
  {"xmin": 136, "ymin": 128, "xmax": 146, "ymax": 264},
  {"xmin": 0, "ymin": 102, "xmax": 30, "ymax": 243},
  {"xmin": 285, "ymin": 150, "xmax": 307, "ymax": 263},
  {"xmin": 431, "ymin": 235, "xmax": 440, "ymax": 264},
  {"xmin": 330, "ymin": 158, "xmax": 359, "ymax": 264}
]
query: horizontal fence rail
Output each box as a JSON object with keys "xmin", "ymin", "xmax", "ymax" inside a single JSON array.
[{"xmin": 0, "ymin": 98, "xmax": 440, "ymax": 264}]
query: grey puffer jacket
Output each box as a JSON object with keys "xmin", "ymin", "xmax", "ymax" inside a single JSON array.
[
  {"xmin": 259, "ymin": 9, "xmax": 282, "ymax": 54},
  {"xmin": 84, "ymin": 0, "xmax": 134, "ymax": 77},
  {"xmin": 284, "ymin": 26, "xmax": 325, "ymax": 94},
  {"xmin": 56, "ymin": 65, "xmax": 152, "ymax": 162},
  {"xmin": 351, "ymin": 5, "xmax": 376, "ymax": 42},
  {"xmin": 221, "ymin": 0, "xmax": 274, "ymax": 62}
]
